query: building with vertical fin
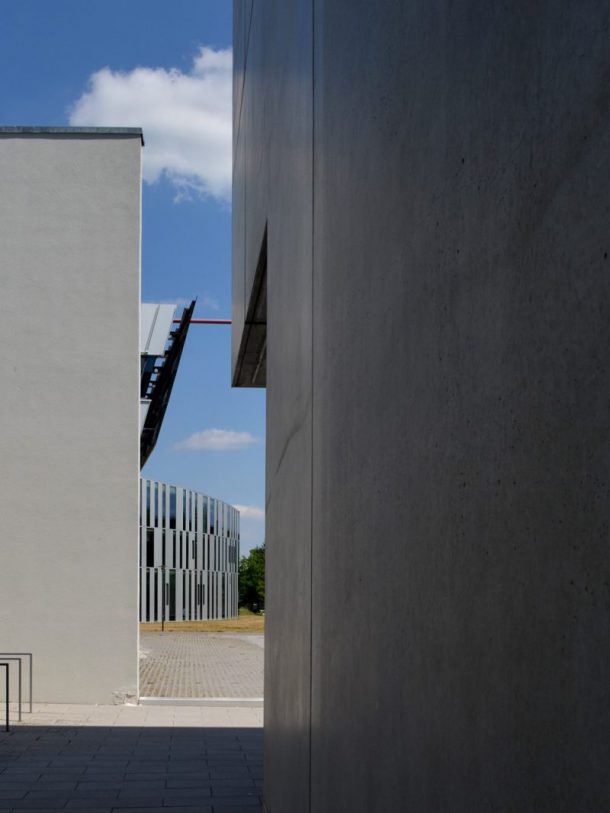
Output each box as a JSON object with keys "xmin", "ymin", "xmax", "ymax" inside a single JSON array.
[
  {"xmin": 139, "ymin": 305, "xmax": 240, "ymax": 623},
  {"xmin": 139, "ymin": 478, "xmax": 240, "ymax": 622}
]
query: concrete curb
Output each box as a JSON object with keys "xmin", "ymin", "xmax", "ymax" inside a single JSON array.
[{"xmin": 139, "ymin": 696, "xmax": 264, "ymax": 708}]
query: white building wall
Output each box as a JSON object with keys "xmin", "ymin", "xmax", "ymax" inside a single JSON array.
[{"xmin": 0, "ymin": 130, "xmax": 141, "ymax": 703}]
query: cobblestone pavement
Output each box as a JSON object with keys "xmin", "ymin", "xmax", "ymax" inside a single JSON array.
[
  {"xmin": 0, "ymin": 703, "xmax": 262, "ymax": 812},
  {"xmin": 139, "ymin": 633, "xmax": 264, "ymax": 699}
]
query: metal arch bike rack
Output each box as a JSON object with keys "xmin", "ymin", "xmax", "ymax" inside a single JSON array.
[
  {"xmin": 0, "ymin": 664, "xmax": 8, "ymax": 732},
  {"xmin": 0, "ymin": 659, "xmax": 22, "ymax": 721},
  {"xmin": 0, "ymin": 653, "xmax": 33, "ymax": 731},
  {"xmin": 0, "ymin": 653, "xmax": 32, "ymax": 713}
]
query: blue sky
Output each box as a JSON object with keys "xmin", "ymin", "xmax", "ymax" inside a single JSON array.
[{"xmin": 0, "ymin": 0, "xmax": 266, "ymax": 552}]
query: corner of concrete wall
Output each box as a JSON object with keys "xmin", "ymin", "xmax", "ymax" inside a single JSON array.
[
  {"xmin": 0, "ymin": 133, "xmax": 141, "ymax": 703},
  {"xmin": 237, "ymin": 1, "xmax": 610, "ymax": 811}
]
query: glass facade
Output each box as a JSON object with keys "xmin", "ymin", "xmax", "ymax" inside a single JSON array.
[{"xmin": 139, "ymin": 478, "xmax": 240, "ymax": 622}]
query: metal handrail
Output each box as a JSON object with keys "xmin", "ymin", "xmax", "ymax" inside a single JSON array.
[
  {"xmin": 0, "ymin": 664, "xmax": 9, "ymax": 732},
  {"xmin": 0, "ymin": 659, "xmax": 21, "ymax": 721},
  {"xmin": 0, "ymin": 653, "xmax": 32, "ymax": 715}
]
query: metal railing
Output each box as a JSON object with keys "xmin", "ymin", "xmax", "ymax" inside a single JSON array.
[
  {"xmin": 0, "ymin": 653, "xmax": 33, "ymax": 732},
  {"xmin": 0, "ymin": 664, "xmax": 7, "ymax": 732}
]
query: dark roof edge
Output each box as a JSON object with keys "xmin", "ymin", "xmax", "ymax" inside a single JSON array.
[{"xmin": 0, "ymin": 126, "xmax": 144, "ymax": 146}]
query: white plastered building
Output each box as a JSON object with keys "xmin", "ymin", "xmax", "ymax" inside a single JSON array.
[{"xmin": 0, "ymin": 127, "xmax": 142, "ymax": 703}]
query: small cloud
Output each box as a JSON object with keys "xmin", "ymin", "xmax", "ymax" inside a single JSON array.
[
  {"xmin": 174, "ymin": 428, "xmax": 259, "ymax": 451},
  {"xmin": 69, "ymin": 46, "xmax": 232, "ymax": 203},
  {"xmin": 200, "ymin": 295, "xmax": 220, "ymax": 312},
  {"xmin": 234, "ymin": 505, "xmax": 265, "ymax": 521}
]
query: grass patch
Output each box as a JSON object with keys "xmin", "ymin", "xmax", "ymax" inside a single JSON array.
[{"xmin": 140, "ymin": 611, "xmax": 264, "ymax": 634}]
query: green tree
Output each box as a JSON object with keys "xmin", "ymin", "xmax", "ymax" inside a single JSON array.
[{"xmin": 239, "ymin": 544, "xmax": 265, "ymax": 610}]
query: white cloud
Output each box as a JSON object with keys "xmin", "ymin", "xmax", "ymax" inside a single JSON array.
[
  {"xmin": 234, "ymin": 505, "xmax": 265, "ymax": 521},
  {"xmin": 174, "ymin": 428, "xmax": 259, "ymax": 451},
  {"xmin": 200, "ymin": 295, "xmax": 220, "ymax": 312},
  {"xmin": 70, "ymin": 46, "xmax": 232, "ymax": 202}
]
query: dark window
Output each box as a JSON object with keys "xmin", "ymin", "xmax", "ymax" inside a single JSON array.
[
  {"xmin": 146, "ymin": 529, "xmax": 154, "ymax": 567},
  {"xmin": 210, "ymin": 499, "xmax": 215, "ymax": 534},
  {"xmin": 162, "ymin": 530, "xmax": 166, "ymax": 566},
  {"xmin": 172, "ymin": 532, "xmax": 176, "ymax": 568},
  {"xmin": 154, "ymin": 482, "xmax": 159, "ymax": 526},
  {"xmin": 183, "ymin": 490, "xmax": 187, "ymax": 531},
  {"xmin": 169, "ymin": 486, "xmax": 176, "ymax": 529},
  {"xmin": 202, "ymin": 497, "xmax": 208, "ymax": 533},
  {"xmin": 169, "ymin": 570, "xmax": 176, "ymax": 621}
]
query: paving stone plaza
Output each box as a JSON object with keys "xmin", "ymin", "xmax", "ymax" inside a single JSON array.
[
  {"xmin": 139, "ymin": 633, "xmax": 264, "ymax": 700},
  {"xmin": 0, "ymin": 703, "xmax": 262, "ymax": 812},
  {"xmin": 0, "ymin": 633, "xmax": 265, "ymax": 811}
]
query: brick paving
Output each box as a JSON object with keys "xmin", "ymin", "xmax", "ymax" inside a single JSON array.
[
  {"xmin": 139, "ymin": 634, "xmax": 264, "ymax": 699},
  {"xmin": 0, "ymin": 703, "xmax": 263, "ymax": 812}
]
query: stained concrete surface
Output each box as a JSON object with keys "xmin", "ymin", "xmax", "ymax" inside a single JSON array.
[
  {"xmin": 233, "ymin": 2, "xmax": 314, "ymax": 811},
  {"xmin": 233, "ymin": 1, "xmax": 610, "ymax": 810}
]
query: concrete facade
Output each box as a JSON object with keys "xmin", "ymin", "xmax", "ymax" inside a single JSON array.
[
  {"xmin": 0, "ymin": 129, "xmax": 142, "ymax": 703},
  {"xmin": 232, "ymin": 2, "xmax": 610, "ymax": 811}
]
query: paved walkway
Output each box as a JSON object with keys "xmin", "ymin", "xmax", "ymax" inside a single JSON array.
[
  {"xmin": 0, "ymin": 703, "xmax": 263, "ymax": 812},
  {"xmin": 140, "ymin": 634, "xmax": 264, "ymax": 699}
]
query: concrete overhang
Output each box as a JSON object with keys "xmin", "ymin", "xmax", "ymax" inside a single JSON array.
[{"xmin": 232, "ymin": 228, "xmax": 267, "ymax": 388}]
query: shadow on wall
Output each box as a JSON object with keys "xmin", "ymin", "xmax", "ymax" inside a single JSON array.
[{"xmin": 0, "ymin": 725, "xmax": 263, "ymax": 810}]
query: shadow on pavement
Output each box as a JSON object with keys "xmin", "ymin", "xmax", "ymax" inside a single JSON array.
[{"xmin": 0, "ymin": 725, "xmax": 262, "ymax": 812}]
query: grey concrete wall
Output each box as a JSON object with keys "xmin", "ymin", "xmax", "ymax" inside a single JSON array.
[
  {"xmin": 233, "ymin": 2, "xmax": 313, "ymax": 810},
  {"xmin": 233, "ymin": 1, "xmax": 610, "ymax": 810},
  {"xmin": 0, "ymin": 132, "xmax": 141, "ymax": 703}
]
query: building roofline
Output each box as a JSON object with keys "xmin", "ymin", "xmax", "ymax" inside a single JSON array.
[
  {"xmin": 140, "ymin": 476, "xmax": 240, "ymax": 513},
  {"xmin": 0, "ymin": 126, "xmax": 144, "ymax": 146}
]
